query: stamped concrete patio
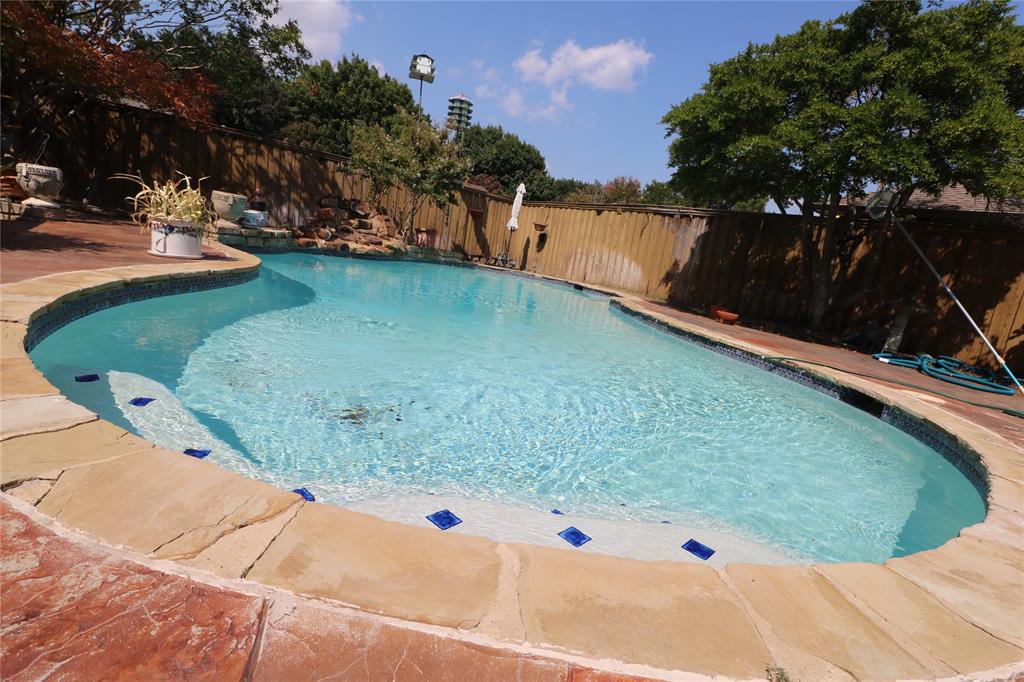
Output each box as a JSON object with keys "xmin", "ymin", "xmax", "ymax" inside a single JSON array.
[{"xmin": 2, "ymin": 216, "xmax": 1022, "ymax": 681}]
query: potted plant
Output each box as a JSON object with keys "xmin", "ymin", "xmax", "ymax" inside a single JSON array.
[{"xmin": 114, "ymin": 172, "xmax": 216, "ymax": 259}]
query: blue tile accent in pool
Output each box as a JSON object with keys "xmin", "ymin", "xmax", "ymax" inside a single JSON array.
[
  {"xmin": 75, "ymin": 373, "xmax": 100, "ymax": 382},
  {"xmin": 183, "ymin": 448, "xmax": 211, "ymax": 459},
  {"xmin": 292, "ymin": 487, "xmax": 315, "ymax": 501},
  {"xmin": 426, "ymin": 509, "xmax": 462, "ymax": 530},
  {"xmin": 558, "ymin": 526, "xmax": 591, "ymax": 547},
  {"xmin": 128, "ymin": 397, "xmax": 155, "ymax": 407},
  {"xmin": 682, "ymin": 538, "xmax": 715, "ymax": 560}
]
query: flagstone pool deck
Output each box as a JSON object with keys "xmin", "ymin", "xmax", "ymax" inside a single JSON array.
[{"xmin": 1, "ymin": 217, "xmax": 1022, "ymax": 681}]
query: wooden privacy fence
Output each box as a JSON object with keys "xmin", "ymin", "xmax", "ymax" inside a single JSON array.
[{"xmin": 43, "ymin": 104, "xmax": 1024, "ymax": 370}]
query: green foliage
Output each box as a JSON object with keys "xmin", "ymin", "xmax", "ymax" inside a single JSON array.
[
  {"xmin": 350, "ymin": 110, "xmax": 469, "ymax": 238},
  {"xmin": 526, "ymin": 175, "xmax": 589, "ymax": 202},
  {"xmin": 140, "ymin": 22, "xmax": 308, "ymax": 136},
  {"xmin": 662, "ymin": 0, "xmax": 1024, "ymax": 325},
  {"xmin": 281, "ymin": 56, "xmax": 422, "ymax": 157},
  {"xmin": 460, "ymin": 125, "xmax": 547, "ymax": 196},
  {"xmin": 563, "ymin": 181, "xmax": 606, "ymax": 204},
  {"xmin": 642, "ymin": 180, "xmax": 690, "ymax": 206}
]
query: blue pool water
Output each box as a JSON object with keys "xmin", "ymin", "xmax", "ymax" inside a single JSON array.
[{"xmin": 30, "ymin": 253, "xmax": 985, "ymax": 563}]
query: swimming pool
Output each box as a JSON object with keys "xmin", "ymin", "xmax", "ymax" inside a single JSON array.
[{"xmin": 30, "ymin": 252, "xmax": 985, "ymax": 563}]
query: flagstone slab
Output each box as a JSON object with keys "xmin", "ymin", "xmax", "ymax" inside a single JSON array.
[
  {"xmin": 183, "ymin": 498, "xmax": 304, "ymax": 578},
  {"xmin": 0, "ymin": 356, "xmax": 58, "ymax": 399},
  {"xmin": 512, "ymin": 544, "xmax": 772, "ymax": 678},
  {"xmin": 0, "ymin": 322, "xmax": 27, "ymax": 357},
  {"xmin": 960, "ymin": 505, "xmax": 1024, "ymax": 548},
  {"xmin": 0, "ymin": 295, "xmax": 54, "ymax": 323},
  {"xmin": 0, "ymin": 395, "xmax": 96, "ymax": 440},
  {"xmin": 988, "ymin": 475, "xmax": 1024, "ymax": 513},
  {"xmin": 5, "ymin": 478, "xmax": 54, "ymax": 505},
  {"xmin": 886, "ymin": 537, "xmax": 1024, "ymax": 649},
  {"xmin": 246, "ymin": 502, "xmax": 502, "ymax": 628},
  {"xmin": 251, "ymin": 596, "xmax": 572, "ymax": 682},
  {"xmin": 0, "ymin": 419, "xmax": 154, "ymax": 485},
  {"xmin": 36, "ymin": 447, "xmax": 300, "ymax": 557},
  {"xmin": 816, "ymin": 562, "xmax": 1024, "ymax": 673},
  {"xmin": 724, "ymin": 564, "xmax": 935, "ymax": 680},
  {"xmin": 0, "ymin": 499, "xmax": 262, "ymax": 682},
  {"xmin": 0, "ymin": 271, "xmax": 125, "ymax": 303}
]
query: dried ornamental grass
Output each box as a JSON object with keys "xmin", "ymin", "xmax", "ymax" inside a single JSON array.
[{"xmin": 112, "ymin": 172, "xmax": 217, "ymax": 236}]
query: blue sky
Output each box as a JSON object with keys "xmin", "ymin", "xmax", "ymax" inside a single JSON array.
[{"xmin": 276, "ymin": 1, "xmax": 866, "ymax": 184}]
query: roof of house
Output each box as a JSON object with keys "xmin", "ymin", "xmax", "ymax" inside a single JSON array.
[
  {"xmin": 844, "ymin": 185, "xmax": 1024, "ymax": 214},
  {"xmin": 904, "ymin": 186, "xmax": 1024, "ymax": 214}
]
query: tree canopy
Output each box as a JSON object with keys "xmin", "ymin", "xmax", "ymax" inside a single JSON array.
[
  {"xmin": 350, "ymin": 110, "xmax": 469, "ymax": 238},
  {"xmin": 662, "ymin": 0, "xmax": 1024, "ymax": 325},
  {"xmin": 0, "ymin": 0, "xmax": 292, "ymax": 159},
  {"xmin": 459, "ymin": 125, "xmax": 548, "ymax": 196},
  {"xmin": 279, "ymin": 56, "xmax": 423, "ymax": 157}
]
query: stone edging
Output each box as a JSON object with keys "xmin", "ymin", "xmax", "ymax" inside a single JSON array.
[{"xmin": 2, "ymin": 246, "xmax": 1022, "ymax": 680}]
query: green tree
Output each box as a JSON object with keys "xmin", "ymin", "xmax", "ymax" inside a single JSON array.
[
  {"xmin": 139, "ymin": 22, "xmax": 308, "ymax": 136},
  {"xmin": 525, "ymin": 175, "xmax": 588, "ymax": 202},
  {"xmin": 563, "ymin": 180, "xmax": 606, "ymax": 204},
  {"xmin": 350, "ymin": 110, "xmax": 469, "ymax": 240},
  {"xmin": 642, "ymin": 180, "xmax": 690, "ymax": 206},
  {"xmin": 282, "ymin": 56, "xmax": 422, "ymax": 157},
  {"xmin": 459, "ymin": 125, "xmax": 548, "ymax": 196},
  {"xmin": 1, "ymin": 0, "xmax": 287, "ymax": 159},
  {"xmin": 662, "ymin": 0, "xmax": 1024, "ymax": 327}
]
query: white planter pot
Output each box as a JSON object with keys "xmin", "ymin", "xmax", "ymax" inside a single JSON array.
[{"xmin": 149, "ymin": 219, "xmax": 204, "ymax": 259}]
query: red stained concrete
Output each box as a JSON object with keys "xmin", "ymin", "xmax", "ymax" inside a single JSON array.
[
  {"xmin": 1, "ymin": 216, "xmax": 229, "ymax": 283},
  {"xmin": 0, "ymin": 499, "xmax": 263, "ymax": 681},
  {"xmin": 1, "ymin": 498, "xmax": 658, "ymax": 682}
]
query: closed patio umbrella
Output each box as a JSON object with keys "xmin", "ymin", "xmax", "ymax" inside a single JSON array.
[
  {"xmin": 501, "ymin": 183, "xmax": 526, "ymax": 266},
  {"xmin": 507, "ymin": 183, "xmax": 525, "ymax": 231}
]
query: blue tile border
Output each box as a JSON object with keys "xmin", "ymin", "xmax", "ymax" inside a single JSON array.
[
  {"xmin": 611, "ymin": 299, "xmax": 990, "ymax": 502},
  {"xmin": 24, "ymin": 268, "xmax": 258, "ymax": 353}
]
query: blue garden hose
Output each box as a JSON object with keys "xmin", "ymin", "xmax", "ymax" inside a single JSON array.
[{"xmin": 873, "ymin": 353, "xmax": 1016, "ymax": 396}]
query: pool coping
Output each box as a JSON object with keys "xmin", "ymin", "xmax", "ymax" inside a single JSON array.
[{"xmin": 2, "ymin": 246, "xmax": 1022, "ymax": 680}]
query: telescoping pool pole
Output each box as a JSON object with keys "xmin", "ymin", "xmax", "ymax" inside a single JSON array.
[{"xmin": 867, "ymin": 188, "xmax": 1024, "ymax": 395}]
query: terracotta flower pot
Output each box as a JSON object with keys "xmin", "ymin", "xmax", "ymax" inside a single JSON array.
[{"xmin": 710, "ymin": 305, "xmax": 739, "ymax": 324}]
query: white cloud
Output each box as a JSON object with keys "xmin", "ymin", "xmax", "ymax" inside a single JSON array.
[
  {"xmin": 474, "ymin": 83, "xmax": 498, "ymax": 99},
  {"xmin": 275, "ymin": 0, "xmax": 362, "ymax": 62},
  {"xmin": 471, "ymin": 58, "xmax": 485, "ymax": 70},
  {"xmin": 447, "ymin": 66, "xmax": 464, "ymax": 78},
  {"xmin": 501, "ymin": 88, "xmax": 526, "ymax": 117},
  {"xmin": 368, "ymin": 60, "xmax": 384, "ymax": 75},
  {"xmin": 514, "ymin": 50, "xmax": 548, "ymax": 82},
  {"xmin": 513, "ymin": 39, "xmax": 653, "ymax": 117}
]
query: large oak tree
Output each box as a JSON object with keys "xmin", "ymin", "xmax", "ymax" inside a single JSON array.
[{"xmin": 662, "ymin": 0, "xmax": 1024, "ymax": 327}]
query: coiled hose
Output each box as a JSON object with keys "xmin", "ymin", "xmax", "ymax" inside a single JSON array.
[
  {"xmin": 873, "ymin": 353, "xmax": 1016, "ymax": 396},
  {"xmin": 762, "ymin": 355, "xmax": 1023, "ymax": 419}
]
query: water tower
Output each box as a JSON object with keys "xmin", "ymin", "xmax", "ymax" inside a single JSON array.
[{"xmin": 446, "ymin": 94, "xmax": 473, "ymax": 137}]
